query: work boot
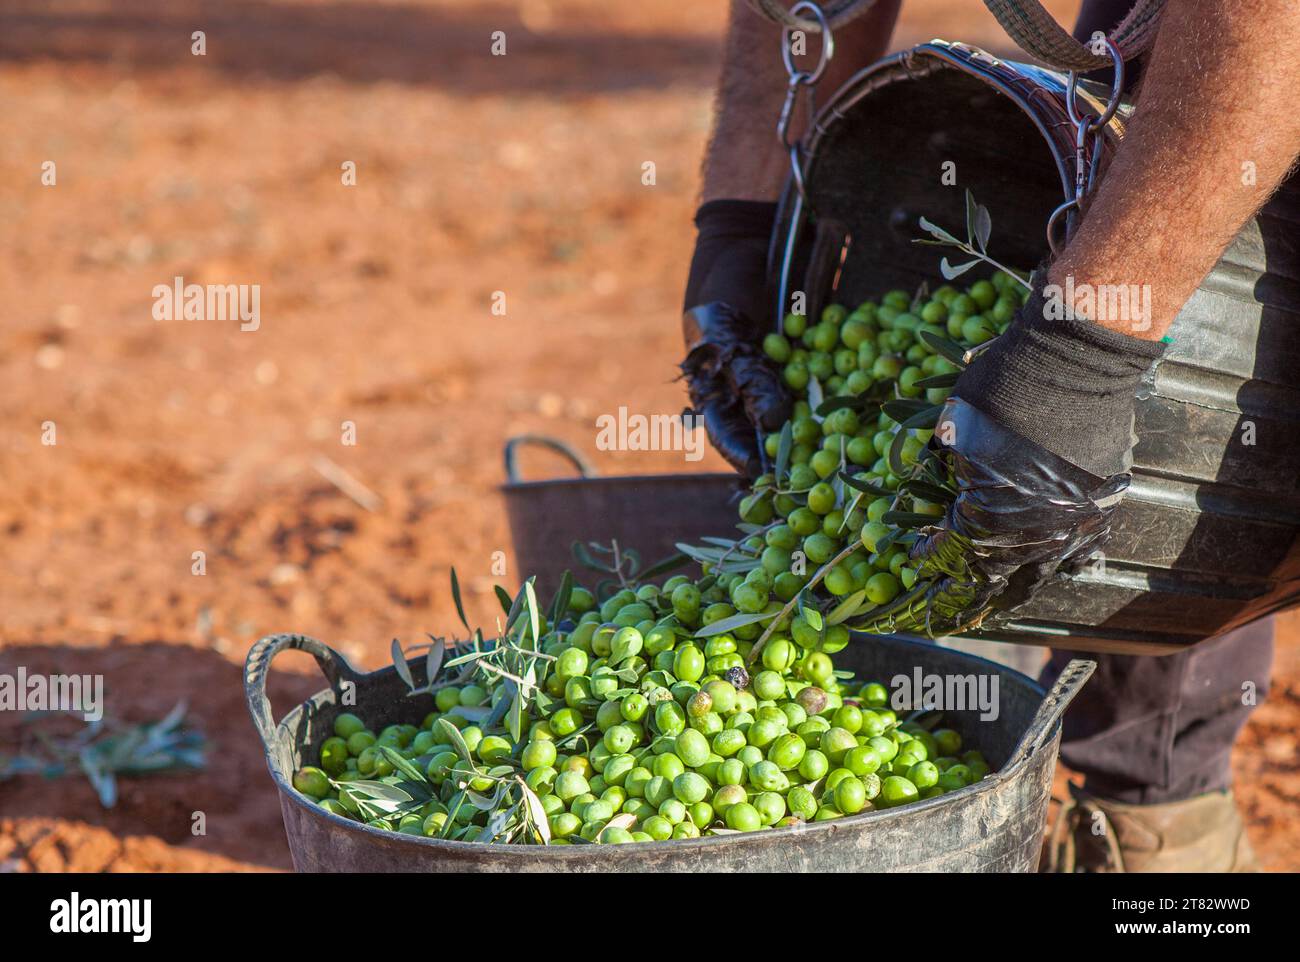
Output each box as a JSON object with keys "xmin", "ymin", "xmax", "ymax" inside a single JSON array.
[{"xmin": 1045, "ymin": 784, "xmax": 1260, "ymax": 872}]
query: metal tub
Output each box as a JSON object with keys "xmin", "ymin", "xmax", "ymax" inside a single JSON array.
[{"xmin": 500, "ymin": 435, "xmax": 743, "ymax": 596}]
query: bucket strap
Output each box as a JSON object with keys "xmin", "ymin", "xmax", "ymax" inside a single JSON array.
[
  {"xmin": 747, "ymin": 0, "xmax": 876, "ymax": 32},
  {"xmin": 982, "ymin": 0, "xmax": 1166, "ymax": 71},
  {"xmin": 748, "ymin": 0, "xmax": 1165, "ymax": 70}
]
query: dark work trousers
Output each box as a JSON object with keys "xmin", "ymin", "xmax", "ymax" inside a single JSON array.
[
  {"xmin": 1041, "ymin": 621, "xmax": 1275, "ymax": 804},
  {"xmin": 1033, "ymin": 2, "xmax": 1279, "ymax": 806}
]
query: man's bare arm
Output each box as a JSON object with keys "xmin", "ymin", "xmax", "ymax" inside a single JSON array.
[
  {"xmin": 1050, "ymin": 0, "xmax": 1300, "ymax": 339},
  {"xmin": 701, "ymin": 0, "xmax": 902, "ymax": 203}
]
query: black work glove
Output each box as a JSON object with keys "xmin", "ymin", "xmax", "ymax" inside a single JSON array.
[
  {"xmin": 885, "ymin": 274, "xmax": 1167, "ymax": 635},
  {"xmin": 680, "ymin": 200, "xmax": 791, "ymax": 477}
]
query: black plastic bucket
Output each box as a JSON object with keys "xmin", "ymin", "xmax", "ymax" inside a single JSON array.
[
  {"xmin": 500, "ymin": 435, "xmax": 743, "ymax": 597},
  {"xmin": 246, "ymin": 631, "xmax": 1093, "ymax": 873},
  {"xmin": 773, "ymin": 41, "xmax": 1300, "ymax": 654}
]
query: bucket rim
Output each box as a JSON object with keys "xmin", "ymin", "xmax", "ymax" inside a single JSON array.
[{"xmin": 500, "ymin": 470, "xmax": 742, "ymax": 494}]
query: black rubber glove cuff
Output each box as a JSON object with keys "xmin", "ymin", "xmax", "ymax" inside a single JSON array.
[
  {"xmin": 680, "ymin": 200, "xmax": 786, "ymax": 477},
  {"xmin": 683, "ymin": 199, "xmax": 779, "ymax": 328},
  {"xmin": 951, "ymin": 275, "xmax": 1167, "ymax": 477}
]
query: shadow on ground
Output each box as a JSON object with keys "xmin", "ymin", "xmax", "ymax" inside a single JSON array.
[{"xmin": 0, "ymin": 0, "xmax": 720, "ymax": 94}]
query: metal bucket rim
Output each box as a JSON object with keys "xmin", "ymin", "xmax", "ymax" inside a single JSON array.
[
  {"xmin": 500, "ymin": 471, "xmax": 741, "ymax": 494},
  {"xmin": 266, "ymin": 636, "xmax": 1055, "ymax": 861}
]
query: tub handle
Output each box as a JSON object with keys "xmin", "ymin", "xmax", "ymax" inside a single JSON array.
[
  {"xmin": 503, "ymin": 434, "xmax": 595, "ymax": 483},
  {"xmin": 245, "ymin": 633, "xmax": 362, "ymax": 754},
  {"xmin": 1005, "ymin": 657, "xmax": 1095, "ymax": 768}
]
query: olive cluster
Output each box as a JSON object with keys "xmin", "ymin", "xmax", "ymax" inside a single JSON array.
[
  {"xmin": 715, "ymin": 273, "xmax": 1029, "ymax": 632},
  {"xmin": 292, "ymin": 577, "xmax": 992, "ymax": 844}
]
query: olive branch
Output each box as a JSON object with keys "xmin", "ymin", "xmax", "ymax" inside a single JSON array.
[{"xmin": 915, "ymin": 189, "xmax": 1032, "ymax": 292}]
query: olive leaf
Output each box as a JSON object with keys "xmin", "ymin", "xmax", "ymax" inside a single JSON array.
[
  {"xmin": 966, "ymin": 189, "xmax": 992, "ymax": 254},
  {"xmin": 881, "ymin": 398, "xmax": 934, "ymax": 424},
  {"xmin": 693, "ymin": 610, "xmax": 776, "ymax": 638},
  {"xmin": 882, "ymin": 510, "xmax": 943, "ymax": 530},
  {"xmin": 507, "ymin": 670, "xmax": 533, "ymax": 743},
  {"xmin": 636, "ymin": 552, "xmax": 691, "ymax": 582},
  {"xmin": 807, "ymin": 376, "xmax": 824, "ymax": 419},
  {"xmin": 436, "ymin": 717, "xmax": 473, "ymax": 763},
  {"xmin": 798, "ymin": 592, "xmax": 825, "ymax": 634},
  {"xmin": 838, "ymin": 471, "xmax": 892, "ymax": 498},
  {"xmin": 698, "ymin": 536, "xmax": 742, "ymax": 549},
  {"xmin": 379, "ymin": 746, "xmax": 429, "ymax": 785},
  {"xmin": 814, "ymin": 394, "xmax": 868, "ymax": 417},
  {"xmin": 517, "ymin": 777, "xmax": 552, "ymax": 845},
  {"xmin": 450, "ymin": 704, "xmax": 492, "ymax": 723},
  {"xmin": 343, "ymin": 779, "xmax": 418, "ymax": 811},
  {"xmin": 483, "ymin": 682, "xmax": 514, "ymax": 730},
  {"xmin": 391, "ymin": 638, "xmax": 415, "ymax": 692},
  {"xmin": 869, "ymin": 525, "xmax": 906, "ymax": 555},
  {"xmin": 900, "ymin": 479, "xmax": 955, "ymax": 504},
  {"xmin": 449, "ymin": 567, "xmax": 470, "ymax": 631},
  {"xmin": 572, "ymin": 541, "xmax": 612, "ymax": 574},
  {"xmin": 464, "ymin": 785, "xmax": 505, "ymax": 811},
  {"xmin": 917, "ymin": 216, "xmax": 961, "ymax": 245},
  {"xmin": 674, "ymin": 541, "xmax": 761, "ymax": 574},
  {"xmin": 494, "ymin": 585, "xmax": 513, "ymax": 615},
  {"xmin": 498, "ymin": 583, "xmax": 523, "ymax": 631},
  {"xmin": 554, "ymin": 722, "xmax": 595, "ymax": 751},
  {"xmin": 917, "ymin": 330, "xmax": 968, "ymax": 368},
  {"xmin": 827, "ymin": 589, "xmax": 868, "ymax": 625},
  {"xmin": 774, "ymin": 420, "xmax": 794, "ymax": 481},
  {"xmin": 442, "ymin": 649, "xmax": 491, "ymax": 669},
  {"xmin": 548, "ymin": 570, "xmax": 574, "ymax": 625},
  {"xmin": 424, "ymin": 634, "xmax": 446, "ymax": 689},
  {"xmin": 621, "ymin": 547, "xmax": 641, "ymax": 578},
  {"xmin": 914, "ymin": 371, "xmax": 960, "ymax": 390},
  {"xmin": 481, "ymin": 800, "xmax": 522, "ymax": 844},
  {"xmin": 940, "ymin": 257, "xmax": 981, "ymax": 281},
  {"xmin": 887, "ymin": 427, "xmax": 914, "ymax": 479},
  {"xmin": 440, "ymin": 793, "xmax": 467, "ymax": 838},
  {"xmin": 523, "ymin": 578, "xmax": 541, "ymax": 644}
]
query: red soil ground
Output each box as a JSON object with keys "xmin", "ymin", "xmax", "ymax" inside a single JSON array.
[{"xmin": 1, "ymin": 0, "xmax": 1295, "ymax": 872}]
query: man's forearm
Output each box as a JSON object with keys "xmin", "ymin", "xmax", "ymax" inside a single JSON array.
[
  {"xmin": 701, "ymin": 1, "xmax": 901, "ymax": 203},
  {"xmin": 1049, "ymin": 0, "xmax": 1300, "ymax": 339}
]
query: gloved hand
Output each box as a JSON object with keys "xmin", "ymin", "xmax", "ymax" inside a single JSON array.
[
  {"xmin": 886, "ymin": 274, "xmax": 1167, "ymax": 635},
  {"xmin": 680, "ymin": 200, "xmax": 791, "ymax": 477}
]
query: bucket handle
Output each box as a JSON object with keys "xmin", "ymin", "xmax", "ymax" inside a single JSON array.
[
  {"xmin": 244, "ymin": 632, "xmax": 362, "ymax": 755},
  {"xmin": 1004, "ymin": 657, "xmax": 1095, "ymax": 768},
  {"xmin": 503, "ymin": 434, "xmax": 595, "ymax": 484}
]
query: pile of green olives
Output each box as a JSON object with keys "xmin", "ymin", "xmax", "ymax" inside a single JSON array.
[
  {"xmin": 292, "ymin": 577, "xmax": 993, "ymax": 844},
  {"xmin": 712, "ymin": 272, "xmax": 1029, "ymax": 632}
]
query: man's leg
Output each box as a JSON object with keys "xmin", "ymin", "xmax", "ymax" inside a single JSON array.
[
  {"xmin": 1042, "ymin": 620, "xmax": 1273, "ymax": 871},
  {"xmin": 1033, "ymin": 0, "xmax": 1282, "ymax": 873},
  {"xmin": 1045, "ymin": 621, "xmax": 1274, "ymax": 804}
]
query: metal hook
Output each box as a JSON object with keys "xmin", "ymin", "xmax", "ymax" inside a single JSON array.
[
  {"xmin": 782, "ymin": 1, "xmax": 835, "ymax": 84},
  {"xmin": 1066, "ymin": 37, "xmax": 1124, "ymax": 132}
]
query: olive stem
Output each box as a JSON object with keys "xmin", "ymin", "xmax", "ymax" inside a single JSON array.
[
  {"xmin": 746, "ymin": 537, "xmax": 864, "ymax": 667},
  {"xmin": 712, "ymin": 518, "xmax": 779, "ymax": 573},
  {"xmin": 942, "ymin": 240, "xmax": 1033, "ymax": 293}
]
